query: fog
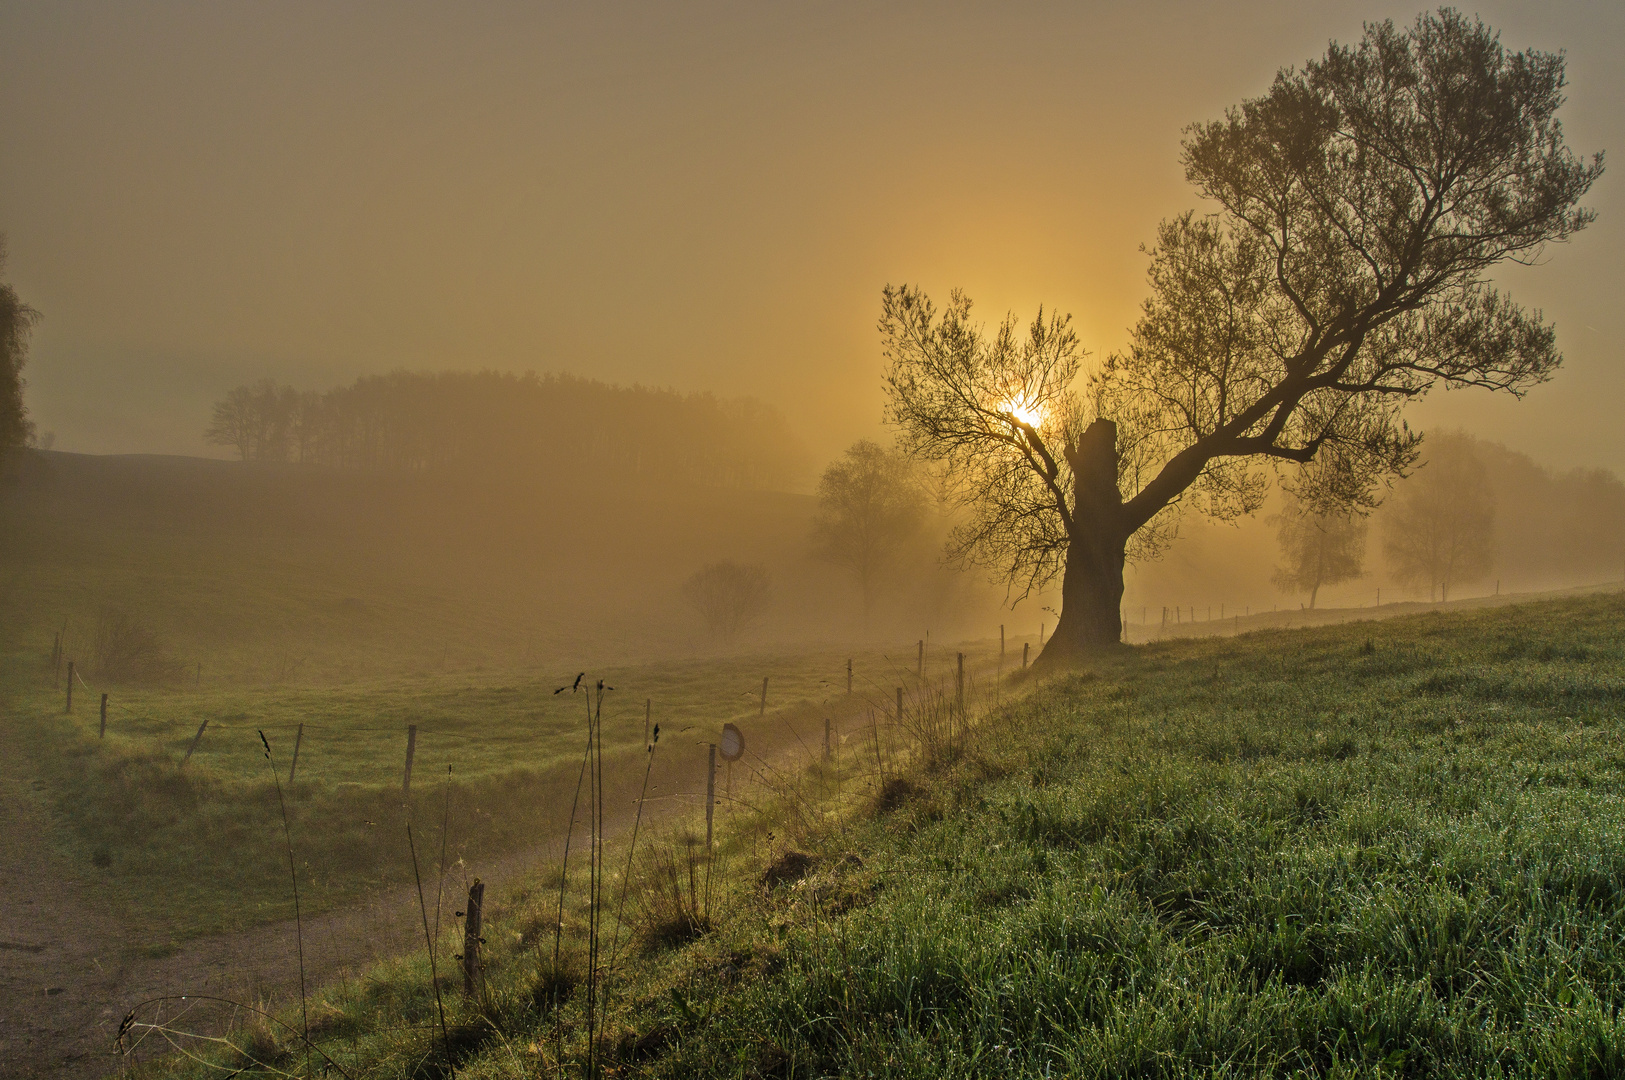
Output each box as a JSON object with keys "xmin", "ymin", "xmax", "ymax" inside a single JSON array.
[
  {"xmin": 3, "ymin": 1, "xmax": 1622, "ymax": 473},
  {"xmin": 7, "ymin": 11, "xmax": 1625, "ymax": 1071},
  {"xmin": 3, "ymin": 1, "xmax": 1624, "ymax": 660}
]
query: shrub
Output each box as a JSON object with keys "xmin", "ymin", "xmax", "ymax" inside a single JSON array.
[{"xmin": 92, "ymin": 608, "xmax": 185, "ymax": 685}]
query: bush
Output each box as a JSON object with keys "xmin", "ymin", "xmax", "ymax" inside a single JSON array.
[{"xmin": 92, "ymin": 608, "xmax": 184, "ymax": 685}]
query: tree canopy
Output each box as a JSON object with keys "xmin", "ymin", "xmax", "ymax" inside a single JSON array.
[
  {"xmin": 1381, "ymin": 430, "xmax": 1496, "ymax": 602},
  {"xmin": 811, "ymin": 440, "xmax": 927, "ymax": 628},
  {"xmin": 0, "ymin": 238, "xmax": 40, "ymax": 457},
  {"xmin": 1270, "ymin": 491, "xmax": 1368, "ymax": 609},
  {"xmin": 884, "ymin": 9, "xmax": 1601, "ymax": 664}
]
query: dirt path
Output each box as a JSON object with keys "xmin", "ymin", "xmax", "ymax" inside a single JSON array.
[
  {"xmin": 0, "ymin": 737, "xmax": 133, "ymax": 1079},
  {"xmin": 0, "ymin": 741, "xmax": 660, "ymax": 1080},
  {"xmin": 0, "ymin": 679, "xmax": 893, "ymax": 1078},
  {"xmin": 0, "ymin": 775, "xmax": 644, "ymax": 1078}
]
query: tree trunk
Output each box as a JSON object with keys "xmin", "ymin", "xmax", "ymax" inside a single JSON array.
[{"xmin": 1034, "ymin": 419, "xmax": 1127, "ymax": 669}]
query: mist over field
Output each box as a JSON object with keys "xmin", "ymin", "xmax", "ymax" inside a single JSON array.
[{"xmin": 3, "ymin": 3, "xmax": 1625, "ymax": 1078}]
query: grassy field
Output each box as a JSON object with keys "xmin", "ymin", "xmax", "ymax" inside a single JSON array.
[
  {"xmin": 3, "ymin": 633, "xmax": 1017, "ymax": 937},
  {"xmin": 0, "ymin": 451, "xmax": 1032, "ymax": 940},
  {"xmin": 123, "ymin": 591, "xmax": 1625, "ymax": 1077}
]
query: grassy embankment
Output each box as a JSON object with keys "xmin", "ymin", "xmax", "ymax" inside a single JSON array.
[{"xmin": 129, "ymin": 591, "xmax": 1625, "ymax": 1077}]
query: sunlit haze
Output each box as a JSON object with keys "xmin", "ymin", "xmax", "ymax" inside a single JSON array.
[
  {"xmin": 6, "ymin": 7, "xmax": 1625, "ymax": 1072},
  {"xmin": 3, "ymin": 1, "xmax": 1620, "ymax": 472}
]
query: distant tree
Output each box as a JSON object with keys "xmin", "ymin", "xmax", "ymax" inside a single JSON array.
[
  {"xmin": 0, "ymin": 237, "xmax": 40, "ymax": 458},
  {"xmin": 1382, "ymin": 432, "xmax": 1495, "ymax": 602},
  {"xmin": 1270, "ymin": 490, "xmax": 1367, "ymax": 608},
  {"xmin": 811, "ymin": 441, "xmax": 925, "ymax": 629},
  {"xmin": 286, "ymin": 388, "xmax": 324, "ymax": 463},
  {"xmin": 682, "ymin": 561, "xmax": 772, "ymax": 643},
  {"xmin": 205, "ymin": 385, "xmax": 256, "ymax": 459},
  {"xmin": 883, "ymin": 11, "xmax": 1600, "ymax": 667},
  {"xmin": 205, "ymin": 379, "xmax": 296, "ymax": 461}
]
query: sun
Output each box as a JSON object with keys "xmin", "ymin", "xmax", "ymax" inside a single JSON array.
[{"xmin": 1003, "ymin": 400, "xmax": 1043, "ymax": 428}]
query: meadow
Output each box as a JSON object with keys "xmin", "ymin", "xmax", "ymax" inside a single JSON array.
[
  {"xmin": 120, "ymin": 591, "xmax": 1625, "ymax": 1077},
  {"xmin": 4, "ymin": 632, "xmax": 1018, "ymax": 937},
  {"xmin": 0, "ymin": 451, "xmax": 1028, "ymax": 939}
]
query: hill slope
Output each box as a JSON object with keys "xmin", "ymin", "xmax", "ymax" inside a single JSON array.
[{"xmin": 131, "ymin": 591, "xmax": 1625, "ymax": 1078}]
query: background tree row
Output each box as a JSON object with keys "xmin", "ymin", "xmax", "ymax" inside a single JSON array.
[{"xmin": 205, "ymin": 370, "xmax": 809, "ymax": 490}]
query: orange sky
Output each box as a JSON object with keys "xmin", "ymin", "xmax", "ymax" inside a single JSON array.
[{"xmin": 2, "ymin": 1, "xmax": 1619, "ymax": 475}]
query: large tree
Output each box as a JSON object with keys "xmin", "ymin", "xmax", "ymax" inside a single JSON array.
[
  {"xmin": 883, "ymin": 10, "xmax": 1600, "ymax": 667},
  {"xmin": 811, "ymin": 440, "xmax": 926, "ymax": 630},
  {"xmin": 0, "ymin": 238, "xmax": 40, "ymax": 458}
]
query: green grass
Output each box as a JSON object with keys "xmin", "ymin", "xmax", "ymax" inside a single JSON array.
[
  {"xmin": 4, "ymin": 636, "xmax": 1012, "ymax": 936},
  {"xmin": 127, "ymin": 591, "xmax": 1625, "ymax": 1077}
]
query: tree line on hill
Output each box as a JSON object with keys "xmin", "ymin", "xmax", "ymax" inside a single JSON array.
[
  {"xmin": 204, "ymin": 371, "xmax": 808, "ymax": 490},
  {"xmin": 1271, "ymin": 431, "xmax": 1625, "ymax": 607},
  {"xmin": 682, "ymin": 421, "xmax": 1625, "ymax": 646}
]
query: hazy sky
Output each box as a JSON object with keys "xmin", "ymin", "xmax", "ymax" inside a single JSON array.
[{"xmin": 3, "ymin": 1, "xmax": 1620, "ymax": 473}]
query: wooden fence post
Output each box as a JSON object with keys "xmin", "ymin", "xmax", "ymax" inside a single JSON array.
[
  {"xmin": 645, "ymin": 698, "xmax": 652, "ymax": 749},
  {"xmin": 846, "ymin": 658, "xmax": 852, "ymax": 695},
  {"xmin": 99, "ymin": 694, "xmax": 108, "ymax": 738},
  {"xmin": 916, "ymin": 640, "xmax": 923, "ymax": 679},
  {"xmin": 1040, "ymin": 623, "xmax": 1045, "ymax": 645},
  {"xmin": 288, "ymin": 722, "xmax": 304, "ymax": 785},
  {"xmin": 182, "ymin": 719, "xmax": 209, "ymax": 763},
  {"xmin": 1023, "ymin": 641, "xmax": 1030, "ymax": 668},
  {"xmin": 403, "ymin": 725, "xmax": 418, "ymax": 796},
  {"xmin": 1000, "ymin": 625, "xmax": 1005, "ymax": 659},
  {"xmin": 462, "ymin": 879, "xmax": 485, "ymax": 999},
  {"xmin": 824, "ymin": 717, "xmax": 833, "ymax": 762}
]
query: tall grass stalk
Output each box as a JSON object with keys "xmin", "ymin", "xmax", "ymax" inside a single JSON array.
[
  {"xmin": 605, "ymin": 732, "xmax": 659, "ymax": 998},
  {"xmin": 553, "ymin": 699, "xmax": 593, "ymax": 976},
  {"xmin": 435, "ymin": 764, "xmax": 452, "ymax": 950},
  {"xmin": 407, "ymin": 822, "xmax": 452, "ymax": 1072},
  {"xmin": 587, "ymin": 679, "xmax": 608, "ymax": 1079},
  {"xmin": 255, "ymin": 729, "xmax": 309, "ymax": 1078}
]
